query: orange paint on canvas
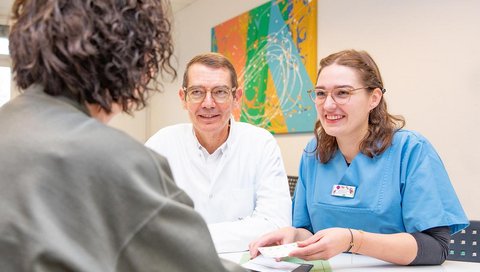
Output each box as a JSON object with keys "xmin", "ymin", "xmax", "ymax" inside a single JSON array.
[
  {"xmin": 264, "ymin": 69, "xmax": 287, "ymax": 133},
  {"xmin": 213, "ymin": 13, "xmax": 249, "ymax": 120}
]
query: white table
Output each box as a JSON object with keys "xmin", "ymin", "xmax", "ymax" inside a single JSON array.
[{"xmin": 219, "ymin": 252, "xmax": 480, "ymax": 272}]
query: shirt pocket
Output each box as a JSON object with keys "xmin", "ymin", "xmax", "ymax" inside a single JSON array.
[
  {"xmin": 217, "ymin": 188, "xmax": 255, "ymax": 221},
  {"xmin": 311, "ymin": 168, "xmax": 387, "ymax": 214}
]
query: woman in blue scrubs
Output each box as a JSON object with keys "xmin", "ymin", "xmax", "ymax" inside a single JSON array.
[{"xmin": 250, "ymin": 50, "xmax": 469, "ymax": 265}]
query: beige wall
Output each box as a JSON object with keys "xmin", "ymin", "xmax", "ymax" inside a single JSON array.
[
  {"xmin": 117, "ymin": 0, "xmax": 479, "ymax": 219},
  {"xmin": 109, "ymin": 109, "xmax": 148, "ymax": 142}
]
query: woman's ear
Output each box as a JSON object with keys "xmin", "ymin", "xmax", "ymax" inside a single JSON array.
[{"xmin": 369, "ymin": 88, "xmax": 383, "ymax": 110}]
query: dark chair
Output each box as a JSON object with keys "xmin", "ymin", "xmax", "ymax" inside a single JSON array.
[
  {"xmin": 287, "ymin": 175, "xmax": 298, "ymax": 198},
  {"xmin": 447, "ymin": 220, "xmax": 480, "ymax": 262}
]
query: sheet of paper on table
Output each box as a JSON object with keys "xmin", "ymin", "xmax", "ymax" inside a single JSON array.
[{"xmin": 242, "ymin": 255, "xmax": 301, "ymax": 272}]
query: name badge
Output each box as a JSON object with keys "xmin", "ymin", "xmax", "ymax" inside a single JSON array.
[{"xmin": 331, "ymin": 184, "xmax": 356, "ymax": 198}]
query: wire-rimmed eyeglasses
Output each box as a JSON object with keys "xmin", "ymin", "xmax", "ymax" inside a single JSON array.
[
  {"xmin": 307, "ymin": 87, "xmax": 369, "ymax": 105},
  {"xmin": 183, "ymin": 86, "xmax": 236, "ymax": 103}
]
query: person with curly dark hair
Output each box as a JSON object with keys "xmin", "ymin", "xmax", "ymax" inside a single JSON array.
[
  {"xmin": 250, "ymin": 49, "xmax": 468, "ymax": 266},
  {"xmin": 0, "ymin": 0, "xmax": 244, "ymax": 271}
]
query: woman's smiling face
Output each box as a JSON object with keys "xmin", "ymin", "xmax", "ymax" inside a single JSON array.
[{"xmin": 315, "ymin": 64, "xmax": 377, "ymax": 142}]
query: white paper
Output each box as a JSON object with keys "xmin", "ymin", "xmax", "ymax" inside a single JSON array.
[
  {"xmin": 258, "ymin": 243, "xmax": 299, "ymax": 258},
  {"xmin": 242, "ymin": 255, "xmax": 301, "ymax": 272}
]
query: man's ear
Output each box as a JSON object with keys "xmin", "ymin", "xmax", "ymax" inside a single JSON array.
[
  {"xmin": 369, "ymin": 88, "xmax": 383, "ymax": 110},
  {"xmin": 234, "ymin": 88, "xmax": 243, "ymax": 105},
  {"xmin": 179, "ymin": 88, "xmax": 187, "ymax": 109}
]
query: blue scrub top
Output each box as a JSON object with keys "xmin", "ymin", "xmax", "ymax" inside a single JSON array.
[{"xmin": 293, "ymin": 130, "xmax": 469, "ymax": 235}]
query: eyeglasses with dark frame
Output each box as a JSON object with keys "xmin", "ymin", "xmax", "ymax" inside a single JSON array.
[
  {"xmin": 183, "ymin": 86, "xmax": 236, "ymax": 103},
  {"xmin": 307, "ymin": 87, "xmax": 369, "ymax": 105}
]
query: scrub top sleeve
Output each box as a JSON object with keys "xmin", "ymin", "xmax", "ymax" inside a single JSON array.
[
  {"xmin": 401, "ymin": 137, "xmax": 468, "ymax": 234},
  {"xmin": 292, "ymin": 151, "xmax": 313, "ymax": 233}
]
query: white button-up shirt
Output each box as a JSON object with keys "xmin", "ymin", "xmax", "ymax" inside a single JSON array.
[{"xmin": 145, "ymin": 119, "xmax": 292, "ymax": 252}]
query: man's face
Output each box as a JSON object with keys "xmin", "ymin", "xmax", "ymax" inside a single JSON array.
[{"xmin": 179, "ymin": 63, "xmax": 241, "ymax": 138}]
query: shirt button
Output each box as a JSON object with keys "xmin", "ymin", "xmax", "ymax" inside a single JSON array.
[{"xmin": 209, "ymin": 194, "xmax": 213, "ymax": 199}]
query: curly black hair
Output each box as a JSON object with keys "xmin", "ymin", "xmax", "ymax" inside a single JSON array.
[{"xmin": 9, "ymin": 0, "xmax": 176, "ymax": 113}]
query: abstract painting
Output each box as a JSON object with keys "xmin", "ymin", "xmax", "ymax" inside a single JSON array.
[{"xmin": 212, "ymin": 0, "xmax": 317, "ymax": 134}]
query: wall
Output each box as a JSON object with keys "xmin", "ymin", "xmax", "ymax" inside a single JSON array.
[
  {"xmin": 0, "ymin": 6, "xmax": 12, "ymax": 101},
  {"xmin": 109, "ymin": 108, "xmax": 148, "ymax": 142}
]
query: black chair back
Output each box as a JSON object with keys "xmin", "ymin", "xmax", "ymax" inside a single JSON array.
[
  {"xmin": 447, "ymin": 220, "xmax": 480, "ymax": 262},
  {"xmin": 287, "ymin": 176, "xmax": 298, "ymax": 198}
]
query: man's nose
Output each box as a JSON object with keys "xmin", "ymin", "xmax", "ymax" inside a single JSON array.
[{"xmin": 201, "ymin": 91, "xmax": 215, "ymax": 108}]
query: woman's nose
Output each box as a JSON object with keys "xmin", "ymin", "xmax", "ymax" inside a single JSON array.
[{"xmin": 322, "ymin": 94, "xmax": 337, "ymax": 110}]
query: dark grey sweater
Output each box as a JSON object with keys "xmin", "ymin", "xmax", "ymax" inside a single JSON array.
[{"xmin": 0, "ymin": 85, "xmax": 244, "ymax": 272}]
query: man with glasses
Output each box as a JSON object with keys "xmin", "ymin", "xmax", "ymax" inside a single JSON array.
[{"xmin": 146, "ymin": 52, "xmax": 292, "ymax": 253}]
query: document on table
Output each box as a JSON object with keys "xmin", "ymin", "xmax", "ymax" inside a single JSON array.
[
  {"xmin": 242, "ymin": 255, "xmax": 301, "ymax": 272},
  {"xmin": 235, "ymin": 251, "xmax": 328, "ymax": 272}
]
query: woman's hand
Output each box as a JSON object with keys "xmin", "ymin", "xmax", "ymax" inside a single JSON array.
[
  {"xmin": 289, "ymin": 227, "xmax": 351, "ymax": 261},
  {"xmin": 248, "ymin": 226, "xmax": 299, "ymax": 258}
]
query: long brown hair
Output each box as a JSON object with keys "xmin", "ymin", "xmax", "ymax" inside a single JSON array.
[
  {"xmin": 314, "ymin": 50, "xmax": 405, "ymax": 163},
  {"xmin": 9, "ymin": 0, "xmax": 176, "ymax": 114}
]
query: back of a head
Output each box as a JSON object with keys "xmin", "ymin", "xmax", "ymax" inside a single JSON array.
[
  {"xmin": 182, "ymin": 52, "xmax": 238, "ymax": 89},
  {"xmin": 9, "ymin": 0, "xmax": 176, "ymax": 113}
]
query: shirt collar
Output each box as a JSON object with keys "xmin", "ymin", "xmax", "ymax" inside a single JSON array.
[{"xmin": 191, "ymin": 116, "xmax": 236, "ymax": 155}]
